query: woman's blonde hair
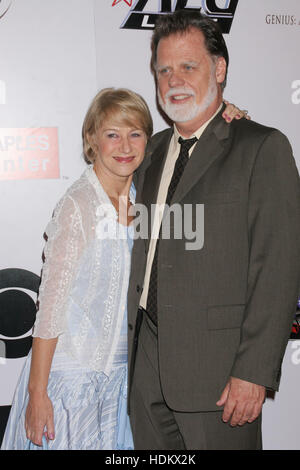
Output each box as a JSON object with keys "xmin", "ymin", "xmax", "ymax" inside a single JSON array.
[{"xmin": 82, "ymin": 88, "xmax": 153, "ymax": 164}]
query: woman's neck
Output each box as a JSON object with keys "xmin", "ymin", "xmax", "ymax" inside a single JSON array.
[{"xmin": 93, "ymin": 165, "xmax": 132, "ymax": 200}]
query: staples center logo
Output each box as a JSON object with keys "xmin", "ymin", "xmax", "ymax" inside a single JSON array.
[
  {"xmin": 0, "ymin": 0, "xmax": 12, "ymax": 20},
  {"xmin": 0, "ymin": 128, "xmax": 60, "ymax": 181},
  {"xmin": 117, "ymin": 0, "xmax": 239, "ymax": 34}
]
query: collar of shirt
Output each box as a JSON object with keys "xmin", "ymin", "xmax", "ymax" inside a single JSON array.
[{"xmin": 171, "ymin": 103, "xmax": 223, "ymax": 157}]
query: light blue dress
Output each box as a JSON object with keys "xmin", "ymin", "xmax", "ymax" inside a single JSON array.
[{"xmin": 1, "ymin": 167, "xmax": 135, "ymax": 450}]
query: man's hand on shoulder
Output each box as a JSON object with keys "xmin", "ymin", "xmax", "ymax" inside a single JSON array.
[{"xmin": 216, "ymin": 376, "xmax": 266, "ymax": 427}]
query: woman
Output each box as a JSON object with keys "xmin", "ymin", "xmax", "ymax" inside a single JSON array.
[
  {"xmin": 2, "ymin": 88, "xmax": 151, "ymax": 450},
  {"xmin": 1, "ymin": 88, "xmax": 246, "ymax": 450}
]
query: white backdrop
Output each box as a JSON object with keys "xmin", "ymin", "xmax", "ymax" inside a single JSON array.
[{"xmin": 0, "ymin": 0, "xmax": 299, "ymax": 450}]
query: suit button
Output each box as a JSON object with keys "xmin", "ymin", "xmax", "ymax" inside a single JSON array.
[
  {"xmin": 128, "ymin": 323, "xmax": 133, "ymax": 330},
  {"xmin": 136, "ymin": 285, "xmax": 141, "ymax": 293}
]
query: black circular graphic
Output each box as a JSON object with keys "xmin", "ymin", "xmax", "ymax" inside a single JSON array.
[
  {"xmin": 0, "ymin": 290, "xmax": 36, "ymax": 337},
  {"xmin": 0, "ymin": 268, "xmax": 40, "ymax": 359}
]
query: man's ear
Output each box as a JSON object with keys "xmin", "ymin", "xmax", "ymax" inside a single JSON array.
[{"xmin": 215, "ymin": 57, "xmax": 227, "ymax": 85}]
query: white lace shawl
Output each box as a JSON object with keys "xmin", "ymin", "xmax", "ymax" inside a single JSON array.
[{"xmin": 33, "ymin": 166, "xmax": 135, "ymax": 375}]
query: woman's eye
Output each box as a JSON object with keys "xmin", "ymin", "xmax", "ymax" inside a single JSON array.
[{"xmin": 107, "ymin": 133, "xmax": 118, "ymax": 138}]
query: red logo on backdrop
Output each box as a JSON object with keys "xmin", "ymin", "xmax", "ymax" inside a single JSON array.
[
  {"xmin": 112, "ymin": 0, "xmax": 133, "ymax": 6},
  {"xmin": 291, "ymin": 297, "xmax": 300, "ymax": 340},
  {"xmin": 0, "ymin": 128, "xmax": 60, "ymax": 181}
]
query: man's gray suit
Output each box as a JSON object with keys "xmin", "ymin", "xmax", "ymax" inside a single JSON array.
[{"xmin": 127, "ymin": 107, "xmax": 300, "ymax": 446}]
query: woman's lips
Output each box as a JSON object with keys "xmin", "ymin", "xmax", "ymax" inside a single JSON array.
[{"xmin": 113, "ymin": 156, "xmax": 135, "ymax": 163}]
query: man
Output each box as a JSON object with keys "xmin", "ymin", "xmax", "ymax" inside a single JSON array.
[{"xmin": 127, "ymin": 10, "xmax": 300, "ymax": 450}]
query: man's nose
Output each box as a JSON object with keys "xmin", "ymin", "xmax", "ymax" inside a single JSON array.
[{"xmin": 168, "ymin": 70, "xmax": 185, "ymax": 88}]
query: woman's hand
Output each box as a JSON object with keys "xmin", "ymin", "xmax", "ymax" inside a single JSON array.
[
  {"xmin": 223, "ymin": 100, "xmax": 251, "ymax": 122},
  {"xmin": 25, "ymin": 391, "xmax": 55, "ymax": 446}
]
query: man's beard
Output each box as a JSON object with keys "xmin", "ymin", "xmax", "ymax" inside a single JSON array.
[{"xmin": 158, "ymin": 73, "xmax": 218, "ymax": 123}]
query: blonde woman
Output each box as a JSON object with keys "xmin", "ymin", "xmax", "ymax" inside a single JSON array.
[{"xmin": 2, "ymin": 88, "xmax": 151, "ymax": 450}]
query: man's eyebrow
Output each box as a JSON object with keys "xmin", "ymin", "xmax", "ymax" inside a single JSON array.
[
  {"xmin": 181, "ymin": 60, "xmax": 199, "ymax": 66},
  {"xmin": 156, "ymin": 60, "xmax": 199, "ymax": 70},
  {"xmin": 156, "ymin": 64, "xmax": 169, "ymax": 71}
]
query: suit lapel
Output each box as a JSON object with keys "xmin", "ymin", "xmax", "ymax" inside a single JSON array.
[
  {"xmin": 141, "ymin": 129, "xmax": 173, "ymax": 250},
  {"xmin": 171, "ymin": 110, "xmax": 231, "ymax": 205},
  {"xmin": 142, "ymin": 129, "xmax": 173, "ymax": 209}
]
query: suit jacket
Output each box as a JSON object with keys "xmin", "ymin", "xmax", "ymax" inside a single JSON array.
[{"xmin": 127, "ymin": 106, "xmax": 300, "ymax": 412}]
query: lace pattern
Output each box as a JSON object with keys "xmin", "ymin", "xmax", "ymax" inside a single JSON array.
[{"xmin": 33, "ymin": 166, "xmax": 135, "ymax": 375}]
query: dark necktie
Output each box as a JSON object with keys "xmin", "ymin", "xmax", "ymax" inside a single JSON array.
[{"xmin": 146, "ymin": 136, "xmax": 198, "ymax": 325}]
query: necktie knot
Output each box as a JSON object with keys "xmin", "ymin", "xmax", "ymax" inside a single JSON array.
[{"xmin": 178, "ymin": 136, "xmax": 198, "ymax": 152}]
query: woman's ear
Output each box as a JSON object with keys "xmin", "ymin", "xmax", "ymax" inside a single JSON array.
[{"xmin": 87, "ymin": 133, "xmax": 98, "ymax": 155}]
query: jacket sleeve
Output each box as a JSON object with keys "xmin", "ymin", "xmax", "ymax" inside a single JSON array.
[
  {"xmin": 32, "ymin": 195, "xmax": 85, "ymax": 339},
  {"xmin": 230, "ymin": 130, "xmax": 300, "ymax": 390}
]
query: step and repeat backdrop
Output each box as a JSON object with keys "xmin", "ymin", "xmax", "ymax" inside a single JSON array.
[{"xmin": 0, "ymin": 0, "xmax": 299, "ymax": 450}]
